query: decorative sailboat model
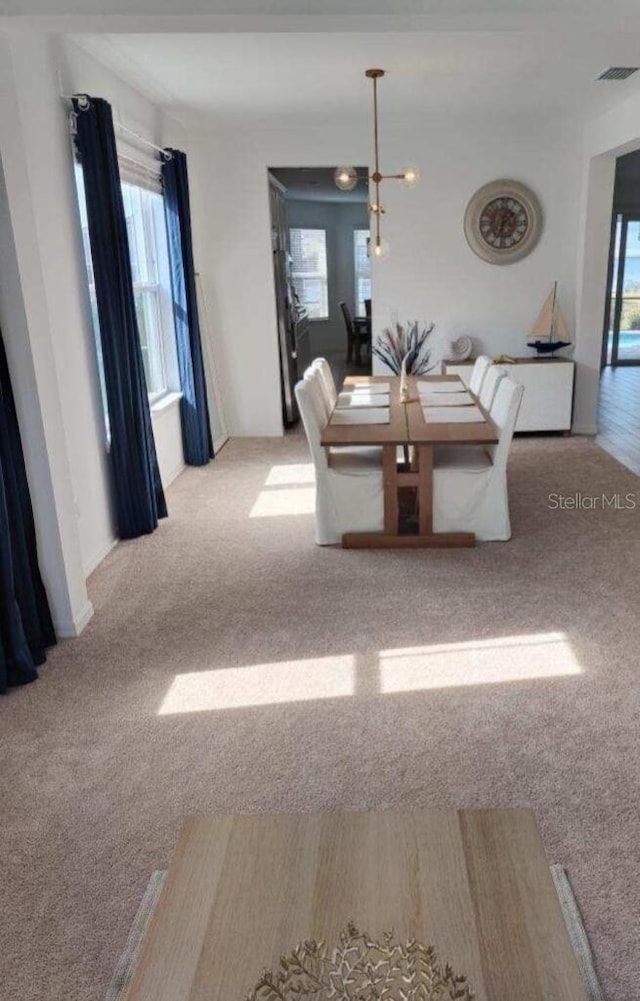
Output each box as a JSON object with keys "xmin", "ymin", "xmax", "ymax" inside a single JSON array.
[{"xmin": 527, "ymin": 282, "xmax": 573, "ymax": 356}]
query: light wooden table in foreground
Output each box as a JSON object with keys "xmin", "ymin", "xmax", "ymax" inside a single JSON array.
[
  {"xmin": 124, "ymin": 810, "xmax": 586, "ymax": 1001},
  {"xmin": 320, "ymin": 375, "xmax": 499, "ymax": 548}
]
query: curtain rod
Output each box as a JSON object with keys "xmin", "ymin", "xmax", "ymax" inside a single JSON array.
[
  {"xmin": 116, "ymin": 122, "xmax": 171, "ymax": 160},
  {"xmin": 61, "ymin": 93, "xmax": 171, "ymax": 159}
]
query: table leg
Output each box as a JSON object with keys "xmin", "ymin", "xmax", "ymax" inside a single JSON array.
[
  {"xmin": 383, "ymin": 444, "xmax": 399, "ymax": 534},
  {"xmin": 342, "ymin": 431, "xmax": 475, "ymax": 549},
  {"xmin": 417, "ymin": 445, "xmax": 433, "ymax": 535}
]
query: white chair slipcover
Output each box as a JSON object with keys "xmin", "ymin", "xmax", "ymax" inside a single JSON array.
[
  {"xmin": 433, "ymin": 376, "xmax": 524, "ymax": 541},
  {"xmin": 304, "ymin": 363, "xmax": 383, "ymax": 470},
  {"xmin": 468, "ymin": 355, "xmax": 492, "ymax": 396},
  {"xmin": 310, "ymin": 358, "xmax": 338, "ymax": 410},
  {"xmin": 295, "ymin": 372, "xmax": 384, "ymax": 545},
  {"xmin": 478, "ymin": 364, "xmax": 507, "ymax": 410}
]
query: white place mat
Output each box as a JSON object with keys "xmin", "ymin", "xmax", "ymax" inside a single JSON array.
[
  {"xmin": 336, "ymin": 392, "xmax": 390, "ymax": 409},
  {"xmin": 417, "ymin": 380, "xmax": 466, "ymax": 394},
  {"xmin": 422, "ymin": 404, "xmax": 485, "ymax": 423},
  {"xmin": 348, "ymin": 381, "xmax": 391, "ymax": 393},
  {"xmin": 331, "ymin": 408, "xmax": 391, "ymax": 425},
  {"xmin": 419, "ymin": 391, "xmax": 474, "ymax": 407}
]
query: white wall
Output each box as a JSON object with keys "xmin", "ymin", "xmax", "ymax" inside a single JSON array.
[
  {"xmin": 188, "ymin": 112, "xmax": 583, "ymax": 432},
  {"xmin": 285, "ymin": 198, "xmax": 369, "ymax": 355},
  {"xmin": 372, "ymin": 116, "xmax": 582, "ymax": 369},
  {"xmin": 0, "ymin": 43, "xmax": 94, "ymax": 635},
  {"xmin": 188, "ymin": 118, "xmax": 375, "ymax": 436},
  {"xmin": 3, "ymin": 35, "xmax": 118, "ymax": 581}
]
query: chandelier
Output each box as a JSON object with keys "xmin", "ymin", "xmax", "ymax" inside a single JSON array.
[{"xmin": 334, "ymin": 69, "xmax": 419, "ymax": 261}]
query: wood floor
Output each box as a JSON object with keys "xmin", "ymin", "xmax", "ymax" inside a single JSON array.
[{"xmin": 597, "ymin": 366, "xmax": 640, "ymax": 476}]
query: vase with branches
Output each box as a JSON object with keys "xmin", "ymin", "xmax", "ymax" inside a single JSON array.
[{"xmin": 372, "ymin": 320, "xmax": 436, "ymax": 375}]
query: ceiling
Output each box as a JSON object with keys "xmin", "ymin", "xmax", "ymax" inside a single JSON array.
[
  {"xmin": 270, "ymin": 167, "xmax": 369, "ymax": 203},
  {"xmin": 11, "ymin": 0, "xmax": 640, "ymax": 18},
  {"xmin": 70, "ymin": 29, "xmax": 640, "ymax": 126}
]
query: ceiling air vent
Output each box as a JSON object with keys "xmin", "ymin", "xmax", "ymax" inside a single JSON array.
[{"xmin": 597, "ymin": 67, "xmax": 639, "ymax": 81}]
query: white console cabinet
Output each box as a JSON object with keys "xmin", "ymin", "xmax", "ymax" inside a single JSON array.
[{"xmin": 444, "ymin": 358, "xmax": 575, "ymax": 433}]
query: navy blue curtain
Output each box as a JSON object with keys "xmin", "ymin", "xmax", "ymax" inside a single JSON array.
[
  {"xmin": 0, "ymin": 327, "xmax": 55, "ymax": 694},
  {"xmin": 162, "ymin": 149, "xmax": 214, "ymax": 466},
  {"xmin": 73, "ymin": 96, "xmax": 167, "ymax": 538}
]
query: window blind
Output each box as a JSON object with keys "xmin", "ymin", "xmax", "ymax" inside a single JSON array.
[
  {"xmin": 289, "ymin": 228, "xmax": 329, "ymax": 319},
  {"xmin": 117, "ymin": 139, "xmax": 163, "ymax": 195}
]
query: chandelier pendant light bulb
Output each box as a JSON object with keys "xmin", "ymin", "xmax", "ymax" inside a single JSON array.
[
  {"xmin": 334, "ymin": 166, "xmax": 359, "ymax": 191},
  {"xmin": 400, "ymin": 165, "xmax": 420, "ymax": 188},
  {"xmin": 371, "ymin": 237, "xmax": 391, "ymax": 261}
]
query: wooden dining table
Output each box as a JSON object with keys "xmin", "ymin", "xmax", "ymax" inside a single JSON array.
[{"xmin": 320, "ymin": 374, "xmax": 498, "ymax": 548}]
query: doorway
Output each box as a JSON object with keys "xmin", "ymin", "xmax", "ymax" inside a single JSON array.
[
  {"xmin": 603, "ymin": 212, "xmax": 640, "ymax": 367},
  {"xmin": 597, "ymin": 150, "xmax": 640, "ymax": 476},
  {"xmin": 267, "ymin": 166, "xmax": 371, "ymax": 428}
]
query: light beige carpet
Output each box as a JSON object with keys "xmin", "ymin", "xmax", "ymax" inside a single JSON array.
[{"xmin": 1, "ymin": 433, "xmax": 639, "ymax": 1000}]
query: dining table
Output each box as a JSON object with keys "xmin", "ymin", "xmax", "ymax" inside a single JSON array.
[{"xmin": 320, "ymin": 373, "xmax": 498, "ymax": 548}]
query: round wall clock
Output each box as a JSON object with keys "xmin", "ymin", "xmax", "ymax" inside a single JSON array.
[{"xmin": 464, "ymin": 179, "xmax": 543, "ymax": 265}]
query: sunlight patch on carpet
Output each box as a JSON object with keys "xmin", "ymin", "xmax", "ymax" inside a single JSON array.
[
  {"xmin": 264, "ymin": 464, "xmax": 315, "ymax": 487},
  {"xmin": 158, "ymin": 655, "xmax": 355, "ymax": 714},
  {"xmin": 379, "ymin": 632, "xmax": 581, "ymax": 692},
  {"xmin": 250, "ymin": 486, "xmax": 315, "ymax": 517}
]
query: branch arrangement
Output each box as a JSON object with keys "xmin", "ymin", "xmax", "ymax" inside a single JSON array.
[{"xmin": 372, "ymin": 320, "xmax": 436, "ymax": 376}]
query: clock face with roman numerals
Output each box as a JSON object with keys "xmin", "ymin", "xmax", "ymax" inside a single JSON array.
[
  {"xmin": 479, "ymin": 196, "xmax": 528, "ymax": 250},
  {"xmin": 464, "ymin": 180, "xmax": 542, "ymax": 265}
]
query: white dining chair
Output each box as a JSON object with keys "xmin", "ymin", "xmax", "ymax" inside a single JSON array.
[
  {"xmin": 295, "ymin": 372, "xmax": 384, "ymax": 545},
  {"xmin": 468, "ymin": 355, "xmax": 492, "ymax": 396},
  {"xmin": 433, "ymin": 376, "xmax": 524, "ymax": 541},
  {"xmin": 478, "ymin": 364, "xmax": 507, "ymax": 410},
  {"xmin": 305, "ymin": 364, "xmax": 384, "ymax": 469},
  {"xmin": 303, "ymin": 366, "xmax": 331, "ymax": 423},
  {"xmin": 310, "ymin": 358, "xmax": 338, "ymax": 410}
]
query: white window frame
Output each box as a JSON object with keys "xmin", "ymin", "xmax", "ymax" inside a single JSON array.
[
  {"xmin": 354, "ymin": 228, "xmax": 371, "ymax": 317},
  {"xmin": 289, "ymin": 227, "xmax": 329, "ymax": 321},
  {"xmin": 121, "ymin": 181, "xmax": 180, "ymax": 406}
]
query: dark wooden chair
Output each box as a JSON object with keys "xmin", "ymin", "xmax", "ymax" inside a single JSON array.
[{"xmin": 340, "ymin": 301, "xmax": 371, "ymax": 366}]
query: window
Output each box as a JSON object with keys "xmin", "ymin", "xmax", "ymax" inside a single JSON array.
[
  {"xmin": 289, "ymin": 228, "xmax": 329, "ymax": 319},
  {"xmin": 121, "ymin": 182, "xmax": 174, "ymax": 401},
  {"xmin": 354, "ymin": 229, "xmax": 371, "ymax": 316},
  {"xmin": 74, "ymin": 165, "xmax": 178, "ymax": 423}
]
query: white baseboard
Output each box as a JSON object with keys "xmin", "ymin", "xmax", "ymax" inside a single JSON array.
[
  {"xmin": 54, "ymin": 599, "xmax": 94, "ymax": 639},
  {"xmin": 572, "ymin": 424, "xmax": 598, "ymax": 436},
  {"xmin": 83, "ymin": 536, "xmax": 117, "ymax": 578}
]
